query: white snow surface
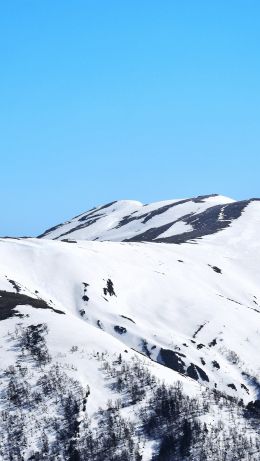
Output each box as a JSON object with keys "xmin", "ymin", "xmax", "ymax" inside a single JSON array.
[
  {"xmin": 1, "ymin": 195, "xmax": 260, "ymax": 459},
  {"xmin": 39, "ymin": 194, "xmax": 235, "ymax": 242},
  {"xmin": 1, "ymin": 205, "xmax": 260, "ymax": 402}
]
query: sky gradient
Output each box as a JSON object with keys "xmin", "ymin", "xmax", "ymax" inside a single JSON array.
[{"xmin": 0, "ymin": 1, "xmax": 260, "ymax": 236}]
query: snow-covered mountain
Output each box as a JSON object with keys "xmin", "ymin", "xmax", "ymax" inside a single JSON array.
[
  {"xmin": 1, "ymin": 194, "xmax": 260, "ymax": 460},
  {"xmin": 38, "ymin": 194, "xmax": 259, "ymax": 244}
]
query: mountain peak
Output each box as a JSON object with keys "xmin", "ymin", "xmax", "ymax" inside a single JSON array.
[{"xmin": 39, "ymin": 194, "xmax": 255, "ymax": 243}]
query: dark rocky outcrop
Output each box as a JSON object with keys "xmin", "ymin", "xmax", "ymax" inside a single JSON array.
[{"xmin": 0, "ymin": 290, "xmax": 64, "ymax": 321}]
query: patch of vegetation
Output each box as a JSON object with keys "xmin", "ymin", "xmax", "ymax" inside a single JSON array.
[{"xmin": 114, "ymin": 326, "xmax": 127, "ymax": 335}]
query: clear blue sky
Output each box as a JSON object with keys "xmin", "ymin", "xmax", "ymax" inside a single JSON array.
[{"xmin": 0, "ymin": 1, "xmax": 259, "ymax": 236}]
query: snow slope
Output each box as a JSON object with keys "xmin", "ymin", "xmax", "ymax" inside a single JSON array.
[
  {"xmin": 1, "ymin": 224, "xmax": 260, "ymax": 402},
  {"xmin": 1, "ymin": 195, "xmax": 260, "ymax": 460},
  {"xmin": 37, "ymin": 194, "xmax": 252, "ymax": 243}
]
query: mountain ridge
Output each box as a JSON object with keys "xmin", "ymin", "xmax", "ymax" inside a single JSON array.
[{"xmin": 38, "ymin": 194, "xmax": 260, "ymax": 246}]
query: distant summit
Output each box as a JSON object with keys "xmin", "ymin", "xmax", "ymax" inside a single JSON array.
[{"xmin": 39, "ymin": 194, "xmax": 259, "ymax": 244}]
